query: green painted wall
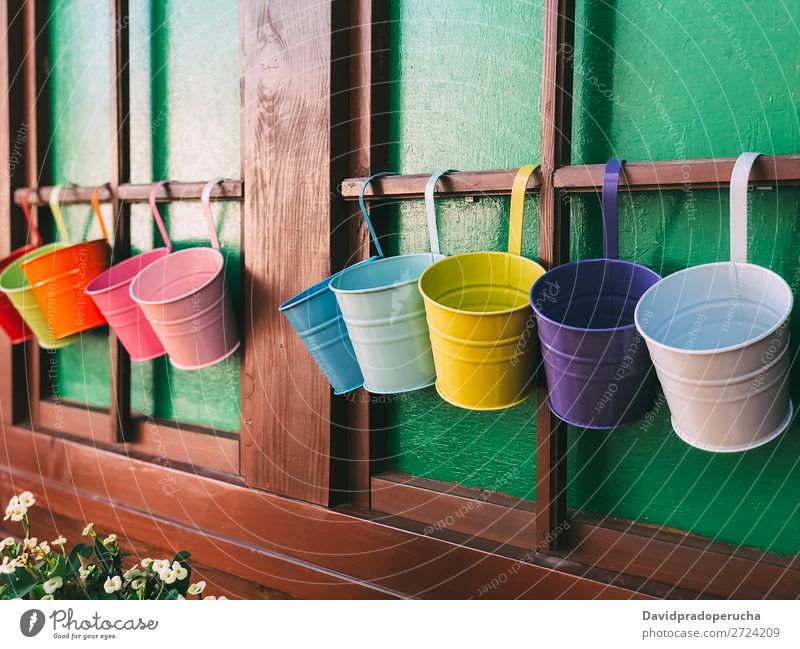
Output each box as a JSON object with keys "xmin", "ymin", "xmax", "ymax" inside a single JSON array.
[
  {"xmin": 48, "ymin": 0, "xmax": 241, "ymax": 432},
  {"xmin": 386, "ymin": 1, "xmax": 800, "ymax": 554}
]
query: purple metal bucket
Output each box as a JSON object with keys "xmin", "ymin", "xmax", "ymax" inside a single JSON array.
[{"xmin": 530, "ymin": 160, "xmax": 661, "ymax": 429}]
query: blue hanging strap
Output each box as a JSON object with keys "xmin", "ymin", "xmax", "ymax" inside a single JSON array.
[
  {"xmin": 358, "ymin": 172, "xmax": 396, "ymax": 259},
  {"xmin": 602, "ymin": 159, "xmax": 625, "ymax": 260}
]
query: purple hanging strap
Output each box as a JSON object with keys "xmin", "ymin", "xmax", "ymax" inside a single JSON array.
[{"xmin": 601, "ymin": 159, "xmax": 625, "ymax": 260}]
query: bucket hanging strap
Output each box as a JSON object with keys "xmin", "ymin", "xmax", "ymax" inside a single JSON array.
[
  {"xmin": 602, "ymin": 159, "xmax": 625, "ymax": 260},
  {"xmin": 424, "ymin": 169, "xmax": 456, "ymax": 255},
  {"xmin": 358, "ymin": 172, "xmax": 396, "ymax": 259},
  {"xmin": 201, "ymin": 178, "xmax": 226, "ymax": 251},
  {"xmin": 148, "ymin": 181, "xmax": 174, "ymax": 251},
  {"xmin": 21, "ymin": 189, "xmax": 43, "ymax": 246},
  {"xmin": 90, "ymin": 187, "xmax": 111, "ymax": 244},
  {"xmin": 508, "ymin": 164, "xmax": 538, "ymax": 256},
  {"xmin": 48, "ymin": 184, "xmax": 71, "ymax": 243},
  {"xmin": 730, "ymin": 152, "xmax": 762, "ymax": 264}
]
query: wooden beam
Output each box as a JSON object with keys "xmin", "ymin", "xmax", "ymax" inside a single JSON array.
[
  {"xmin": 535, "ymin": 0, "xmax": 575, "ymax": 552},
  {"xmin": 108, "ymin": 0, "xmax": 131, "ymax": 443},
  {"xmin": 370, "ymin": 472, "xmax": 800, "ymax": 599},
  {"xmin": 13, "ymin": 180, "xmax": 244, "ymax": 206},
  {"xmin": 0, "ymin": 424, "xmax": 646, "ymax": 599},
  {"xmin": 239, "ymin": 0, "xmax": 334, "ymax": 505}
]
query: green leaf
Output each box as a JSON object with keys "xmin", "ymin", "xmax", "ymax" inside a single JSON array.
[
  {"xmin": 67, "ymin": 543, "xmax": 93, "ymax": 577},
  {"xmin": 172, "ymin": 550, "xmax": 191, "ymax": 564},
  {"xmin": 52, "ymin": 554, "xmax": 67, "ymax": 580},
  {"xmin": 93, "ymin": 538, "xmax": 112, "ymax": 574},
  {"xmin": 161, "ymin": 588, "xmax": 180, "ymax": 600},
  {"xmin": 4, "ymin": 567, "xmax": 37, "ymax": 599}
]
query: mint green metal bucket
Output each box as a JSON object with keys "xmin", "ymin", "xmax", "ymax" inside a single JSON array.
[{"xmin": 330, "ymin": 170, "xmax": 453, "ymax": 393}]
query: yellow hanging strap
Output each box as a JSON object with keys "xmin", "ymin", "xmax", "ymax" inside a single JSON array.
[
  {"xmin": 48, "ymin": 184, "xmax": 71, "ymax": 243},
  {"xmin": 508, "ymin": 163, "xmax": 539, "ymax": 256},
  {"xmin": 91, "ymin": 187, "xmax": 111, "ymax": 243}
]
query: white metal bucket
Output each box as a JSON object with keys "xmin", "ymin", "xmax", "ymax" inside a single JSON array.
[
  {"xmin": 330, "ymin": 170, "xmax": 453, "ymax": 393},
  {"xmin": 635, "ymin": 153, "xmax": 793, "ymax": 452}
]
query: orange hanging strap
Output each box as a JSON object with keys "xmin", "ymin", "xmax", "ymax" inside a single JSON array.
[
  {"xmin": 21, "ymin": 189, "xmax": 43, "ymax": 246},
  {"xmin": 91, "ymin": 187, "xmax": 111, "ymax": 243}
]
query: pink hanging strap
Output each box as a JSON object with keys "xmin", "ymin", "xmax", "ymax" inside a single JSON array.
[
  {"xmin": 201, "ymin": 178, "xmax": 225, "ymax": 251},
  {"xmin": 148, "ymin": 181, "xmax": 174, "ymax": 251},
  {"xmin": 21, "ymin": 189, "xmax": 43, "ymax": 246}
]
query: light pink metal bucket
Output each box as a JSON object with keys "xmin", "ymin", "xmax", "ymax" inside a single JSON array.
[
  {"xmin": 86, "ymin": 184, "xmax": 172, "ymax": 361},
  {"xmin": 129, "ymin": 179, "xmax": 240, "ymax": 370}
]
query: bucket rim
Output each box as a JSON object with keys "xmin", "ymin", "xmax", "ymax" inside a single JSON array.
[
  {"xmin": 278, "ymin": 255, "xmax": 378, "ymax": 312},
  {"xmin": 21, "ymin": 237, "xmax": 109, "ymax": 267},
  {"xmin": 0, "ymin": 242, "xmax": 70, "ymax": 294},
  {"xmin": 329, "ymin": 252, "xmax": 444, "ymax": 295},
  {"xmin": 130, "ymin": 246, "xmax": 225, "ymax": 307},
  {"xmin": 86, "ymin": 247, "xmax": 171, "ymax": 296},
  {"xmin": 0, "ymin": 243, "xmax": 39, "ymax": 272},
  {"xmin": 530, "ymin": 257, "xmax": 662, "ymax": 334},
  {"xmin": 634, "ymin": 261, "xmax": 793, "ymax": 356},
  {"xmin": 418, "ymin": 251, "xmax": 545, "ymax": 317}
]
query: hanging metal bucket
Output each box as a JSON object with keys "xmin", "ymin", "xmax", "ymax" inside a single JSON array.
[
  {"xmin": 330, "ymin": 170, "xmax": 453, "ymax": 393},
  {"xmin": 635, "ymin": 153, "xmax": 793, "ymax": 452},
  {"xmin": 130, "ymin": 179, "xmax": 240, "ymax": 370},
  {"xmin": 21, "ymin": 186, "xmax": 110, "ymax": 339},
  {"xmin": 418, "ymin": 164, "xmax": 546, "ymax": 410},
  {"xmin": 0, "ymin": 243, "xmax": 79, "ymax": 349},
  {"xmin": 0, "ymin": 190, "xmax": 41, "ymax": 344},
  {"xmin": 87, "ymin": 183, "xmax": 172, "ymax": 361},
  {"xmin": 531, "ymin": 160, "xmax": 661, "ymax": 428}
]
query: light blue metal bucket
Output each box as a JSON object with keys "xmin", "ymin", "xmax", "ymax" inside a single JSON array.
[
  {"xmin": 330, "ymin": 170, "xmax": 454, "ymax": 394},
  {"xmin": 278, "ymin": 173, "xmax": 393, "ymax": 394}
]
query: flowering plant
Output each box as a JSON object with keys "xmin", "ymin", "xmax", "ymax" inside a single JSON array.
[{"xmin": 1, "ymin": 491, "xmax": 224, "ymax": 600}]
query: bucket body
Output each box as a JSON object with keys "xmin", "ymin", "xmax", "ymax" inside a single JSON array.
[
  {"xmin": 0, "ymin": 243, "xmax": 78, "ymax": 349},
  {"xmin": 531, "ymin": 258, "xmax": 662, "ymax": 429},
  {"xmin": 86, "ymin": 248, "xmax": 170, "ymax": 361},
  {"xmin": 635, "ymin": 261, "xmax": 793, "ymax": 452},
  {"xmin": 331, "ymin": 253, "xmax": 442, "ymax": 393},
  {"xmin": 130, "ymin": 247, "xmax": 240, "ymax": 370},
  {"xmin": 22, "ymin": 239, "xmax": 110, "ymax": 338},
  {"xmin": 0, "ymin": 245, "xmax": 37, "ymax": 343},
  {"xmin": 419, "ymin": 251, "xmax": 546, "ymax": 410},
  {"xmin": 280, "ymin": 257, "xmax": 377, "ymax": 394}
]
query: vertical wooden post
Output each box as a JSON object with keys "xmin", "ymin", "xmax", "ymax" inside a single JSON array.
[
  {"xmin": 536, "ymin": 0, "xmax": 575, "ymax": 551},
  {"xmin": 240, "ymin": 0, "xmax": 336, "ymax": 505},
  {"xmin": 337, "ymin": 0, "xmax": 391, "ymax": 508},
  {"xmin": 0, "ymin": 0, "xmax": 13, "ymax": 424},
  {"xmin": 108, "ymin": 0, "xmax": 131, "ymax": 441}
]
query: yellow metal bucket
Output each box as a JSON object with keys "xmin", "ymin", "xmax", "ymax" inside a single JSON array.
[{"xmin": 418, "ymin": 165, "xmax": 545, "ymax": 410}]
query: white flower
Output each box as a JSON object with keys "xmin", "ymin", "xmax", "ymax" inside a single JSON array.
[
  {"xmin": 4, "ymin": 503, "xmax": 26, "ymax": 522},
  {"xmin": 172, "ymin": 561, "xmax": 188, "ymax": 581},
  {"xmin": 217, "ymin": 596, "xmax": 228, "ymax": 600},
  {"xmin": 43, "ymin": 576, "xmax": 63, "ymax": 594},
  {"xmin": 177, "ymin": 594, "xmax": 185, "ymax": 599},
  {"xmin": 1, "ymin": 536, "xmax": 16, "ymax": 548},
  {"xmin": 81, "ymin": 523, "xmax": 94, "ymax": 536},
  {"xmin": 17, "ymin": 491, "xmax": 35, "ymax": 508},
  {"xmin": 204, "ymin": 595, "xmax": 228, "ymax": 600},
  {"xmin": 151, "ymin": 559, "xmax": 168, "ymax": 573},
  {"xmin": 123, "ymin": 567, "xmax": 139, "ymax": 580},
  {"xmin": 52, "ymin": 536, "xmax": 67, "ymax": 547},
  {"xmin": 78, "ymin": 566, "xmax": 91, "ymax": 580},
  {"xmin": 104, "ymin": 575, "xmax": 122, "ymax": 594},
  {"xmin": 140, "ymin": 558, "xmax": 153, "ymax": 568},
  {"xmin": 158, "ymin": 567, "xmax": 177, "ymax": 584},
  {"xmin": 40, "ymin": 594, "xmax": 54, "ymax": 600},
  {"xmin": 0, "ymin": 557, "xmax": 16, "ymax": 574},
  {"xmin": 187, "ymin": 581, "xmax": 206, "ymax": 595},
  {"xmin": 6, "ymin": 495, "xmax": 18, "ymax": 509},
  {"xmin": 23, "ymin": 537, "xmax": 37, "ymax": 549},
  {"xmin": 103, "ymin": 534, "xmax": 117, "ymax": 546},
  {"xmin": 130, "ymin": 578, "xmax": 145, "ymax": 590},
  {"xmin": 204, "ymin": 595, "xmax": 216, "ymax": 600},
  {"xmin": 36, "ymin": 542, "xmax": 51, "ymax": 556}
]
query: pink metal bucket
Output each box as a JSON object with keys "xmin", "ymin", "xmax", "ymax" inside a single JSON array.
[
  {"xmin": 86, "ymin": 184, "xmax": 171, "ymax": 361},
  {"xmin": 129, "ymin": 178, "xmax": 240, "ymax": 370}
]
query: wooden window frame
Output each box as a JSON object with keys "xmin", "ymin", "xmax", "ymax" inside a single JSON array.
[{"xmin": 0, "ymin": 0, "xmax": 798, "ymax": 599}]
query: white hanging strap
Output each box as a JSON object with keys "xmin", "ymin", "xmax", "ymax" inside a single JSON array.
[
  {"xmin": 730, "ymin": 152, "xmax": 761, "ymax": 264},
  {"xmin": 424, "ymin": 170, "xmax": 456, "ymax": 255}
]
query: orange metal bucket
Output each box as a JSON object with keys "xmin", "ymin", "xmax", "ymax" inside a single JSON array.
[{"xmin": 22, "ymin": 186, "xmax": 111, "ymax": 339}]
